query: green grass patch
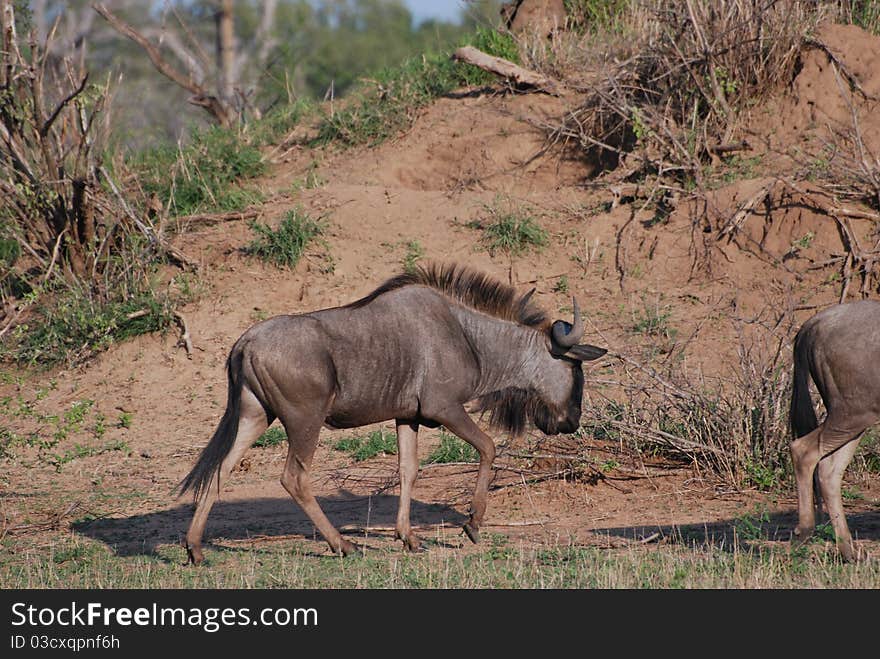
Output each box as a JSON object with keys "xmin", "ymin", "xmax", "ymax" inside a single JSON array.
[
  {"xmin": 470, "ymin": 203, "xmax": 549, "ymax": 257},
  {"xmin": 247, "ymin": 99, "xmax": 313, "ymax": 147},
  {"xmin": 333, "ymin": 428, "xmax": 397, "ymax": 461},
  {"xmin": 1, "ymin": 282, "xmax": 178, "ymax": 367},
  {"xmin": 424, "ymin": 431, "xmax": 478, "ymax": 464},
  {"xmin": 254, "ymin": 426, "xmax": 287, "ymax": 448},
  {"xmin": 847, "ymin": 0, "xmax": 880, "ymax": 34},
  {"xmin": 245, "ymin": 208, "xmax": 327, "ymax": 269},
  {"xmin": 315, "ymin": 27, "xmax": 519, "ymax": 147},
  {"xmin": 132, "ymin": 124, "xmax": 265, "ymax": 217},
  {"xmin": 4, "ymin": 534, "xmax": 880, "ymax": 588},
  {"xmin": 631, "ymin": 300, "xmax": 677, "ymax": 340},
  {"xmin": 402, "ymin": 240, "xmax": 425, "ymax": 274},
  {"xmin": 49, "ymin": 439, "xmax": 131, "ymax": 472}
]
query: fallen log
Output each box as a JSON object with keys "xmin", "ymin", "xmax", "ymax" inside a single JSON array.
[{"xmin": 452, "ymin": 45, "xmax": 559, "ymax": 94}]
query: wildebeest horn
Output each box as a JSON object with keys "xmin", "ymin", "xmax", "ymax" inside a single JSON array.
[{"xmin": 552, "ymin": 298, "xmax": 584, "ymax": 348}]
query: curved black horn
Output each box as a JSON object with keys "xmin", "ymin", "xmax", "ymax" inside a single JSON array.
[{"xmin": 552, "ymin": 298, "xmax": 584, "ymax": 348}]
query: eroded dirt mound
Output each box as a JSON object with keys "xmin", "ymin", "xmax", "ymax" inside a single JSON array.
[{"xmin": 758, "ymin": 22, "xmax": 880, "ymax": 156}]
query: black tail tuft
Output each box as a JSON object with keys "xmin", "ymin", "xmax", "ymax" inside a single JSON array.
[
  {"xmin": 790, "ymin": 328, "xmax": 818, "ymax": 439},
  {"xmin": 178, "ymin": 349, "xmax": 244, "ymax": 499}
]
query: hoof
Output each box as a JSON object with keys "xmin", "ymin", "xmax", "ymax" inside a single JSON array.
[
  {"xmin": 336, "ymin": 539, "xmax": 357, "ymax": 557},
  {"xmin": 399, "ymin": 533, "xmax": 424, "ymax": 553},
  {"xmin": 463, "ymin": 522, "xmax": 480, "ymax": 545},
  {"xmin": 838, "ymin": 542, "xmax": 865, "ymax": 564},
  {"xmin": 791, "ymin": 526, "xmax": 813, "ymax": 549},
  {"xmin": 186, "ymin": 544, "xmax": 204, "ymax": 566}
]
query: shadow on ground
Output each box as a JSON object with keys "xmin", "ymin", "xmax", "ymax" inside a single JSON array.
[
  {"xmin": 588, "ymin": 509, "xmax": 880, "ymax": 553},
  {"xmin": 73, "ymin": 490, "xmax": 467, "ymax": 557}
]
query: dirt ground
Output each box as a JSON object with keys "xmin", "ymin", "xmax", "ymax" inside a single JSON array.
[{"xmin": 3, "ymin": 22, "xmax": 880, "ymax": 570}]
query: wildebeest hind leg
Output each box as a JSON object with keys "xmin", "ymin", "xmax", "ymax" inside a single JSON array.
[
  {"xmin": 817, "ymin": 435, "xmax": 864, "ymax": 562},
  {"xmin": 790, "ymin": 426, "xmax": 822, "ymax": 546},
  {"xmin": 279, "ymin": 416, "xmax": 355, "ymax": 557},
  {"xmin": 434, "ymin": 406, "xmax": 496, "ymax": 544},
  {"xmin": 394, "ymin": 420, "xmax": 423, "ymax": 552},
  {"xmin": 185, "ymin": 386, "xmax": 270, "ymax": 565}
]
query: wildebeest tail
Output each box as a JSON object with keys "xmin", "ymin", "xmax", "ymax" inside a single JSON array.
[
  {"xmin": 790, "ymin": 327, "xmax": 818, "ymax": 438},
  {"xmin": 179, "ymin": 349, "xmax": 245, "ymax": 499}
]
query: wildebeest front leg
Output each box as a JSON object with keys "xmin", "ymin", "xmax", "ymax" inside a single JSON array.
[
  {"xmin": 280, "ymin": 417, "xmax": 356, "ymax": 557},
  {"xmin": 395, "ymin": 420, "xmax": 422, "ymax": 552},
  {"xmin": 435, "ymin": 406, "xmax": 496, "ymax": 544}
]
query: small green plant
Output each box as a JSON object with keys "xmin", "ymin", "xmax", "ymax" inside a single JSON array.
[
  {"xmin": 553, "ymin": 275, "xmax": 570, "ymax": 294},
  {"xmin": 743, "ymin": 460, "xmax": 784, "ymax": 491},
  {"xmin": 290, "ymin": 159, "xmax": 325, "ymax": 192},
  {"xmin": 814, "ymin": 522, "xmax": 836, "ymax": 542},
  {"xmin": 254, "ymin": 426, "xmax": 287, "ymax": 448},
  {"xmin": 333, "ymin": 429, "xmax": 397, "ymax": 461},
  {"xmin": 631, "ymin": 108, "xmax": 649, "ymax": 142},
  {"xmin": 486, "ymin": 533, "xmax": 514, "ymax": 560},
  {"xmin": 49, "ymin": 439, "xmax": 130, "ymax": 472},
  {"xmin": 791, "ymin": 232, "xmax": 815, "ymax": 251},
  {"xmin": 471, "ymin": 199, "xmax": 549, "ymax": 257},
  {"xmin": 116, "ymin": 412, "xmax": 133, "ymax": 429},
  {"xmin": 841, "ymin": 487, "xmax": 864, "ymax": 500},
  {"xmin": 631, "ymin": 301, "xmax": 676, "ymax": 339},
  {"xmin": 733, "ymin": 505, "xmax": 770, "ymax": 541},
  {"xmin": 246, "ymin": 208, "xmax": 326, "ymax": 269},
  {"xmin": 402, "ymin": 240, "xmax": 425, "ymax": 274},
  {"xmin": 424, "ymin": 431, "xmax": 478, "ymax": 464},
  {"xmin": 717, "ymin": 155, "xmax": 763, "ymax": 185}
]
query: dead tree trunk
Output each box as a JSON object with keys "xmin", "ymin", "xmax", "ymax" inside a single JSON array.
[{"xmin": 215, "ymin": 0, "xmax": 236, "ymax": 109}]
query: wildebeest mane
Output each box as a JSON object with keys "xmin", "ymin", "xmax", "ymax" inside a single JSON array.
[
  {"xmin": 346, "ymin": 262, "xmax": 548, "ymax": 329},
  {"xmin": 471, "ymin": 387, "xmax": 562, "ymax": 437}
]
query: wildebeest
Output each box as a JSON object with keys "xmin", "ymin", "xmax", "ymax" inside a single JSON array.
[
  {"xmin": 790, "ymin": 299, "xmax": 880, "ymax": 561},
  {"xmin": 180, "ymin": 263, "xmax": 606, "ymax": 564}
]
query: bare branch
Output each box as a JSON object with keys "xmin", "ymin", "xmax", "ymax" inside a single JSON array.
[
  {"xmin": 40, "ymin": 73, "xmax": 89, "ymax": 137},
  {"xmin": 92, "ymin": 2, "xmax": 231, "ymax": 125}
]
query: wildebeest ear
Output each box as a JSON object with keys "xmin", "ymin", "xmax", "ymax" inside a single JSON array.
[{"xmin": 566, "ymin": 344, "xmax": 607, "ymax": 361}]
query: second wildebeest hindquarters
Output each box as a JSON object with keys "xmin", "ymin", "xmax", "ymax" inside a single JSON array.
[
  {"xmin": 180, "ymin": 264, "xmax": 607, "ymax": 564},
  {"xmin": 790, "ymin": 299, "xmax": 880, "ymax": 561}
]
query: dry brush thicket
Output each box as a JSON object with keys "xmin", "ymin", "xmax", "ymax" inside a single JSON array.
[{"xmin": 518, "ymin": 1, "xmax": 880, "ymax": 485}]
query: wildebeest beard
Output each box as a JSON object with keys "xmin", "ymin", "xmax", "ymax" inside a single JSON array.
[{"xmin": 472, "ymin": 387, "xmax": 567, "ymax": 437}]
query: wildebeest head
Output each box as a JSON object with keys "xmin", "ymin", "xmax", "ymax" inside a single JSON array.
[{"xmin": 475, "ymin": 294, "xmax": 606, "ymax": 437}]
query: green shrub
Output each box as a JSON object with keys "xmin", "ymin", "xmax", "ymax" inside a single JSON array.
[
  {"xmin": 2, "ymin": 283, "xmax": 177, "ymax": 367},
  {"xmin": 471, "ymin": 199, "xmax": 549, "ymax": 256},
  {"xmin": 133, "ymin": 125, "xmax": 265, "ymax": 216},
  {"xmin": 245, "ymin": 208, "xmax": 326, "ymax": 269},
  {"xmin": 254, "ymin": 426, "xmax": 287, "ymax": 448},
  {"xmin": 333, "ymin": 429, "xmax": 398, "ymax": 461},
  {"xmin": 424, "ymin": 432, "xmax": 479, "ymax": 464}
]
